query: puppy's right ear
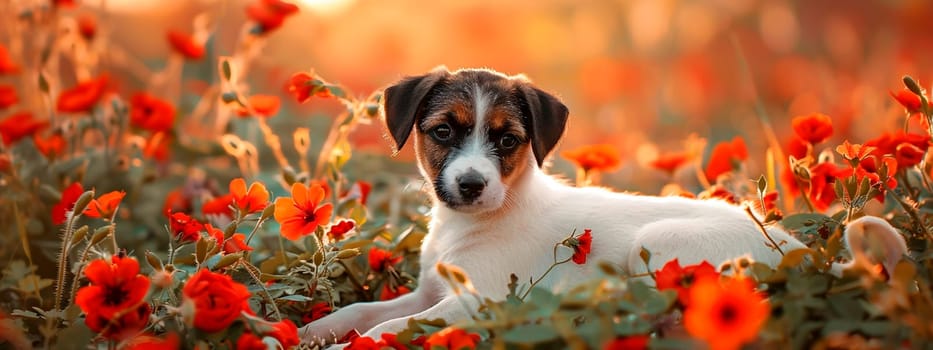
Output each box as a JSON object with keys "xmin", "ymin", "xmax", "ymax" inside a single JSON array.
[{"xmin": 383, "ymin": 68, "xmax": 448, "ymax": 153}]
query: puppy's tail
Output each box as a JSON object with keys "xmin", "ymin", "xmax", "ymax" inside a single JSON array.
[{"xmin": 830, "ymin": 216, "xmax": 908, "ymax": 279}]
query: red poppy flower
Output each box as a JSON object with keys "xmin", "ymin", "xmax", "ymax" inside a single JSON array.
[
  {"xmin": 655, "ymin": 259, "xmax": 719, "ymax": 305},
  {"xmin": 77, "ymin": 14, "xmax": 97, "ymax": 40},
  {"xmin": 568, "ymin": 229, "xmax": 593, "ymax": 264},
  {"xmin": 896, "ymin": 142, "xmax": 926, "ymax": 169},
  {"xmin": 34, "ymin": 132, "xmax": 66, "ymax": 159},
  {"xmin": 302, "ymin": 302, "xmax": 332, "ymax": 323},
  {"xmin": 75, "ymin": 255, "xmax": 151, "ymax": 338},
  {"xmin": 163, "ymin": 189, "xmax": 192, "ymax": 216},
  {"xmin": 181, "ymin": 269, "xmax": 252, "ymax": 333},
  {"xmin": 52, "ymin": 0, "xmax": 78, "ymax": 8},
  {"xmin": 807, "ymin": 162, "xmax": 852, "ymax": 212},
  {"xmin": 0, "ymin": 85, "xmax": 17, "ymax": 109},
  {"xmin": 755, "ymin": 191, "xmax": 780, "ymax": 215},
  {"xmin": 84, "ymin": 303, "xmax": 151, "ymax": 340},
  {"xmin": 236, "ymin": 94, "xmax": 281, "ymax": 118},
  {"xmin": 57, "ymin": 74, "xmax": 108, "ymax": 113},
  {"xmin": 368, "ymin": 247, "xmax": 402, "ymax": 273},
  {"xmin": 704, "ymin": 136, "xmax": 748, "ymax": 182},
  {"xmin": 84, "ymin": 191, "xmax": 126, "ymax": 219},
  {"xmin": 142, "ymin": 131, "xmax": 171, "ymax": 161},
  {"xmin": 684, "ymin": 277, "xmax": 769, "ymax": 350},
  {"xmin": 202, "ymin": 193, "xmax": 234, "ymax": 219},
  {"xmin": 245, "ymin": 0, "xmax": 299, "ymax": 34},
  {"xmin": 604, "ymin": 335, "xmax": 650, "ymax": 350},
  {"xmin": 223, "ymin": 233, "xmax": 252, "ymax": 254},
  {"xmin": 791, "ymin": 113, "xmax": 833, "ymax": 145},
  {"xmin": 786, "ymin": 136, "xmax": 810, "ymax": 159},
  {"xmin": 344, "ymin": 180, "xmax": 372, "ymax": 206},
  {"xmin": 267, "ymin": 319, "xmax": 299, "ymax": 349},
  {"xmin": 52, "ymin": 182, "xmax": 84, "ymax": 225},
  {"xmin": 866, "ymin": 132, "xmax": 929, "ymax": 171},
  {"xmin": 287, "ymin": 72, "xmax": 314, "ymax": 103},
  {"xmin": 328, "ymin": 219, "xmax": 356, "ymax": 241},
  {"xmin": 650, "ymin": 152, "xmax": 690, "ymax": 174},
  {"xmin": 168, "ymin": 211, "xmax": 203, "ymax": 243},
  {"xmin": 130, "ymin": 93, "xmax": 176, "ymax": 133},
  {"xmin": 891, "ymin": 89, "xmax": 925, "ymax": 114},
  {"xmin": 230, "ymin": 178, "xmax": 269, "ymax": 215},
  {"xmin": 0, "ymin": 112, "xmax": 48, "ymax": 146},
  {"xmin": 345, "ymin": 336, "xmax": 383, "ymax": 350},
  {"xmin": 0, "ymin": 44, "xmax": 19, "ymax": 75},
  {"xmin": 121, "ymin": 333, "xmax": 180, "ymax": 350},
  {"xmin": 854, "ymin": 156, "xmax": 898, "ymax": 203},
  {"xmin": 236, "ymin": 332, "xmax": 267, "ymax": 350},
  {"xmin": 379, "ymin": 284, "xmax": 411, "ymax": 301},
  {"xmin": 423, "ymin": 327, "xmax": 481, "ymax": 350},
  {"xmin": 698, "ymin": 185, "xmax": 738, "ymax": 204},
  {"xmin": 274, "ymin": 182, "xmax": 334, "ymax": 240},
  {"xmin": 561, "ymin": 144, "xmax": 622, "ymax": 172},
  {"xmin": 166, "ymin": 30, "xmax": 205, "ymax": 60}
]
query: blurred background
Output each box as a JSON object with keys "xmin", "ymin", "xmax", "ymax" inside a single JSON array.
[{"xmin": 73, "ymin": 0, "xmax": 933, "ymax": 192}]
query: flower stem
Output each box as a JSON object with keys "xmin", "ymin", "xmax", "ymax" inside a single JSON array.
[
  {"xmin": 241, "ymin": 261, "xmax": 281, "ymax": 320},
  {"xmin": 54, "ymin": 212, "xmax": 79, "ymax": 312},
  {"xmin": 519, "ymin": 243, "xmax": 571, "ymax": 301},
  {"xmin": 744, "ymin": 205, "xmax": 784, "ymax": 256}
]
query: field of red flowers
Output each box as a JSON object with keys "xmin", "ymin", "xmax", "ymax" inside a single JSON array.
[{"xmin": 3, "ymin": 0, "xmax": 933, "ymax": 349}]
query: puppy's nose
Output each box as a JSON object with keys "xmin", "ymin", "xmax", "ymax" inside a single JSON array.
[{"xmin": 456, "ymin": 171, "xmax": 486, "ymax": 201}]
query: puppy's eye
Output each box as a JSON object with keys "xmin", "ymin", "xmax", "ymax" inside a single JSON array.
[
  {"xmin": 431, "ymin": 124, "xmax": 453, "ymax": 142},
  {"xmin": 499, "ymin": 134, "xmax": 519, "ymax": 149}
]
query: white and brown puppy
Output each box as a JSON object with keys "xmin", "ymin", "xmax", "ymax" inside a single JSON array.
[{"xmin": 300, "ymin": 67, "xmax": 907, "ymax": 345}]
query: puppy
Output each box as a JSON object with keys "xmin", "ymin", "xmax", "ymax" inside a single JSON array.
[{"xmin": 300, "ymin": 67, "xmax": 907, "ymax": 345}]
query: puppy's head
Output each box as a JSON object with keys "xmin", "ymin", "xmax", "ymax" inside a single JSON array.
[{"xmin": 383, "ymin": 67, "xmax": 569, "ymax": 213}]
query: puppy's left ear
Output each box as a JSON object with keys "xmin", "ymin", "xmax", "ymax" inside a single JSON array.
[
  {"xmin": 383, "ymin": 68, "xmax": 449, "ymax": 153},
  {"xmin": 519, "ymin": 84, "xmax": 569, "ymax": 167}
]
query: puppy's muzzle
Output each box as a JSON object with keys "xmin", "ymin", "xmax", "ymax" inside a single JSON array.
[{"xmin": 456, "ymin": 170, "xmax": 487, "ymax": 202}]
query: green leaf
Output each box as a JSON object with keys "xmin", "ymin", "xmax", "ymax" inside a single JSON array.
[
  {"xmin": 278, "ymin": 294, "xmax": 314, "ymax": 302},
  {"xmin": 502, "ymin": 324, "xmax": 559, "ymax": 344}
]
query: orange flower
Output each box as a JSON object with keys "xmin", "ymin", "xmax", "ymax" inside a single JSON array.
[
  {"xmin": 75, "ymin": 255, "xmax": 152, "ymax": 340},
  {"xmin": 604, "ymin": 335, "xmax": 649, "ymax": 350},
  {"xmin": 684, "ymin": 277, "xmax": 769, "ymax": 350},
  {"xmin": 163, "ymin": 189, "xmax": 192, "ymax": 216},
  {"xmin": 52, "ymin": 182, "xmax": 84, "ymax": 225},
  {"xmin": 0, "ymin": 85, "xmax": 17, "ymax": 109},
  {"xmin": 650, "ymin": 152, "xmax": 690, "ymax": 174},
  {"xmin": 561, "ymin": 144, "xmax": 622, "ymax": 172},
  {"xmin": 368, "ymin": 247, "xmax": 402, "ymax": 273},
  {"xmin": 84, "ymin": 191, "xmax": 126, "ymax": 219},
  {"xmin": 166, "ymin": 30, "xmax": 205, "ymax": 60},
  {"xmin": 567, "ymin": 229, "xmax": 593, "ymax": 264},
  {"xmin": 246, "ymin": 0, "xmax": 299, "ymax": 34},
  {"xmin": 287, "ymin": 72, "xmax": 314, "ymax": 103},
  {"xmin": 130, "ymin": 93, "xmax": 176, "ymax": 133},
  {"xmin": 0, "ymin": 44, "xmax": 19, "ymax": 75},
  {"xmin": 791, "ymin": 113, "xmax": 833, "ymax": 145},
  {"xmin": 836, "ymin": 140, "xmax": 875, "ymax": 166},
  {"xmin": 230, "ymin": 178, "xmax": 269, "ymax": 215},
  {"xmin": 77, "ymin": 14, "xmax": 97, "ymax": 40},
  {"xmin": 57, "ymin": 74, "xmax": 108, "ymax": 113},
  {"xmin": 202, "ymin": 193, "xmax": 234, "ymax": 219},
  {"xmin": 206, "ymin": 223, "xmax": 250, "ymax": 256},
  {"xmin": 655, "ymin": 259, "xmax": 719, "ymax": 305},
  {"xmin": 236, "ymin": 94, "xmax": 281, "ymax": 118},
  {"xmin": 0, "ymin": 112, "xmax": 48, "ymax": 146},
  {"xmin": 34, "ymin": 132, "xmax": 67, "ymax": 159},
  {"xmin": 423, "ymin": 327, "xmax": 481, "ymax": 350},
  {"xmin": 891, "ymin": 89, "xmax": 925, "ymax": 114},
  {"xmin": 274, "ymin": 182, "xmax": 333, "ymax": 240},
  {"xmin": 704, "ymin": 136, "xmax": 748, "ymax": 182},
  {"xmin": 236, "ymin": 332, "xmax": 267, "ymax": 350}
]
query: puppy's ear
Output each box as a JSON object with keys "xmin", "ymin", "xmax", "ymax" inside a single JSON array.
[
  {"xmin": 383, "ymin": 68, "xmax": 448, "ymax": 153},
  {"xmin": 519, "ymin": 84, "xmax": 569, "ymax": 167}
]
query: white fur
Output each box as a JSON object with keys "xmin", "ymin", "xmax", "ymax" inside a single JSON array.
[{"xmin": 302, "ymin": 115, "xmax": 907, "ymax": 348}]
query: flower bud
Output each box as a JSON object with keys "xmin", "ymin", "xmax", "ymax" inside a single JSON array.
[
  {"xmin": 90, "ymin": 226, "xmax": 111, "ymax": 245},
  {"xmin": 72, "ymin": 190, "xmax": 96, "ymax": 217},
  {"xmin": 152, "ymin": 269, "xmax": 174, "ymax": 289},
  {"xmin": 71, "ymin": 225, "xmax": 89, "ymax": 244},
  {"xmin": 146, "ymin": 251, "xmax": 164, "ymax": 271},
  {"xmin": 903, "ymin": 75, "xmax": 924, "ymax": 96}
]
